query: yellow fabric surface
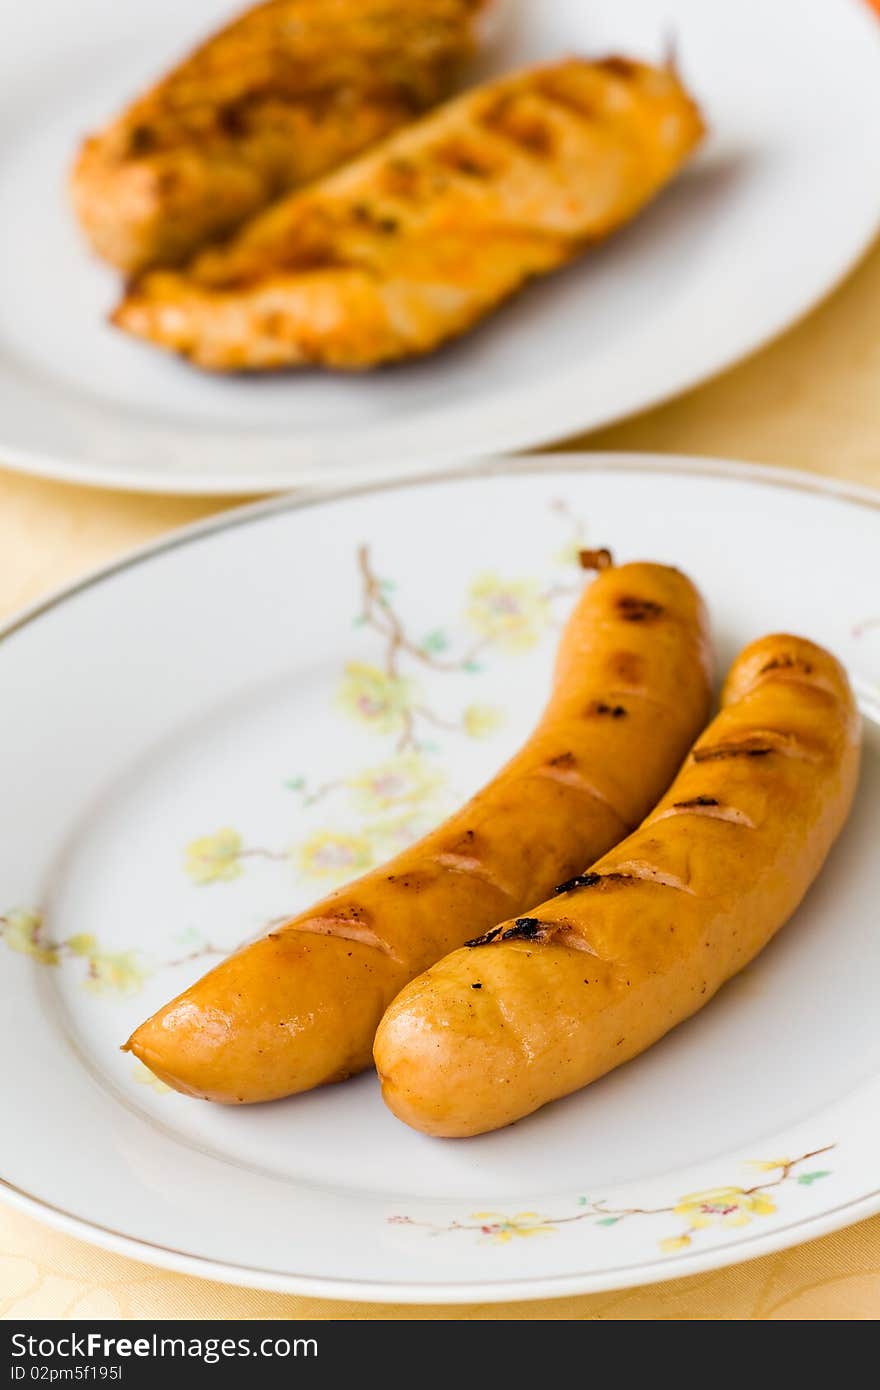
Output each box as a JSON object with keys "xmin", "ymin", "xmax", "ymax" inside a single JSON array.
[{"xmin": 2, "ymin": 234, "xmax": 879, "ymax": 1323}]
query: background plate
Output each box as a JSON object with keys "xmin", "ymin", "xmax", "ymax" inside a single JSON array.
[
  {"xmin": 0, "ymin": 0, "xmax": 878, "ymax": 493},
  {"xmin": 1, "ymin": 454, "xmax": 880, "ymax": 1301}
]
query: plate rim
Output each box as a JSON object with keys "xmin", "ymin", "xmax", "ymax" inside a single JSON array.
[
  {"xmin": 3, "ymin": 448, "xmax": 880, "ymax": 1304},
  {"xmin": 0, "ymin": 0, "xmax": 879, "ymax": 496},
  {"xmin": 3, "ymin": 450, "xmax": 880, "ymax": 645},
  {"xmin": 4, "ymin": 1173, "xmax": 880, "ymax": 1306}
]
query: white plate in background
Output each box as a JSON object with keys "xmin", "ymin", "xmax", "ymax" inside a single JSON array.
[
  {"xmin": 2, "ymin": 453, "xmax": 880, "ymax": 1301},
  {"xmin": 0, "ymin": 0, "xmax": 878, "ymax": 493}
]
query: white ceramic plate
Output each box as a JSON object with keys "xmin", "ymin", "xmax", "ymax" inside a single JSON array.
[
  {"xmin": 0, "ymin": 2, "xmax": 879, "ymax": 495},
  {"xmin": 2, "ymin": 453, "xmax": 880, "ymax": 1303}
]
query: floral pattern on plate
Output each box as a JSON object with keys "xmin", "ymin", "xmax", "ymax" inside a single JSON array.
[
  {"xmin": 389, "ymin": 1149, "xmax": 835, "ymax": 1254},
  {"xmin": 2, "ymin": 501, "xmax": 589, "ymax": 994}
]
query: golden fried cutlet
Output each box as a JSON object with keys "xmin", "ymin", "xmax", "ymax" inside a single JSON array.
[
  {"xmin": 113, "ymin": 57, "xmax": 704, "ymax": 370},
  {"xmin": 72, "ymin": 0, "xmax": 489, "ymax": 273}
]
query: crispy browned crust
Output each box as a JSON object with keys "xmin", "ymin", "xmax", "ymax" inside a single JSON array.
[
  {"xmin": 71, "ymin": 0, "xmax": 487, "ymax": 272},
  {"xmin": 113, "ymin": 56, "xmax": 705, "ymax": 370}
]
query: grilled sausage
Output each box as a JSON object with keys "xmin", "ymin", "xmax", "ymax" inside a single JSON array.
[
  {"xmin": 124, "ymin": 560, "xmax": 711, "ymax": 1102},
  {"xmin": 374, "ymin": 635, "xmax": 861, "ymax": 1136}
]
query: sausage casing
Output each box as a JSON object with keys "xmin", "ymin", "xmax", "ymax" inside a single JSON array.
[
  {"xmin": 125, "ymin": 561, "xmax": 711, "ymax": 1103},
  {"xmin": 375, "ymin": 635, "xmax": 861, "ymax": 1136}
]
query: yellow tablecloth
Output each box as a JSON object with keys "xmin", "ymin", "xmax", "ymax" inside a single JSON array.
[{"xmin": 2, "ymin": 234, "xmax": 880, "ymax": 1323}]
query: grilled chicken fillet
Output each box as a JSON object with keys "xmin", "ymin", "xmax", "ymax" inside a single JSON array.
[
  {"xmin": 72, "ymin": 0, "xmax": 489, "ymax": 272},
  {"xmin": 113, "ymin": 56, "xmax": 704, "ymax": 370}
]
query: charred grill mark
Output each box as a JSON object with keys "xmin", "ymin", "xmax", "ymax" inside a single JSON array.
[
  {"xmin": 432, "ymin": 139, "xmax": 496, "ymax": 178},
  {"xmin": 655, "ymin": 798, "xmax": 755, "ymax": 829},
  {"xmin": 537, "ymin": 79, "xmax": 597, "ymax": 121},
  {"xmin": 554, "ymin": 865, "xmax": 696, "ymax": 894},
  {"xmin": 177, "ymin": 82, "xmax": 355, "ymax": 148},
  {"xmin": 467, "ymin": 916, "xmax": 559, "ymax": 947},
  {"xmin": 469, "ymin": 915, "xmax": 604, "ymax": 957},
  {"xmin": 469, "ymin": 914, "xmax": 606, "ymax": 956},
  {"xmin": 281, "ymin": 246, "xmax": 352, "ymax": 274},
  {"xmin": 217, "ymin": 103, "xmax": 250, "ymax": 139},
  {"xmin": 465, "ymin": 925, "xmax": 504, "ymax": 948},
  {"xmin": 755, "ymin": 660, "xmax": 837, "ymax": 702},
  {"xmin": 128, "ymin": 124, "xmax": 158, "ymax": 156},
  {"xmin": 480, "ymin": 95, "xmax": 556, "ymax": 157},
  {"xmin": 213, "ymin": 236, "xmax": 351, "ymax": 289},
  {"xmin": 610, "ymin": 862, "xmax": 695, "ymax": 893},
  {"xmin": 760, "ymin": 654, "xmax": 814, "ymax": 676},
  {"xmin": 596, "ymin": 56, "xmax": 639, "ymax": 80},
  {"xmin": 547, "ymin": 750, "xmax": 575, "ymax": 768},
  {"xmin": 351, "ymin": 203, "xmax": 400, "ymax": 234},
  {"xmin": 503, "ymin": 918, "xmax": 546, "ymax": 941},
  {"xmin": 692, "ymin": 743, "xmax": 773, "ymax": 763},
  {"xmin": 616, "ymin": 595, "xmax": 664, "ymax": 623},
  {"xmin": 554, "ymin": 870, "xmax": 639, "ymax": 893},
  {"xmin": 689, "ymin": 725, "xmax": 820, "ymax": 765},
  {"xmin": 554, "ymin": 872, "xmax": 602, "ymax": 895},
  {"xmin": 507, "ymin": 119, "xmax": 554, "ymax": 156}
]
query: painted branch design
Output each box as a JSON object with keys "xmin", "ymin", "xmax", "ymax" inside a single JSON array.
[{"xmin": 387, "ymin": 1148, "xmax": 836, "ymax": 1252}]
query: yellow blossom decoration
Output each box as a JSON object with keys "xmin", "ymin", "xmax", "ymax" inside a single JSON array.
[
  {"xmin": 296, "ymin": 830, "xmax": 374, "ymax": 882},
  {"xmin": 347, "ymin": 754, "xmax": 443, "ymax": 813},
  {"xmin": 1, "ymin": 908, "xmax": 57, "ymax": 965},
  {"xmin": 463, "ymin": 703, "xmax": 504, "ymax": 739},
  {"xmin": 336, "ymin": 662, "xmax": 413, "ymax": 734},
  {"xmin": 185, "ymin": 828, "xmax": 243, "ymax": 885},
  {"xmin": 746, "ymin": 1159, "xmax": 790, "ymax": 1173},
  {"xmin": 83, "ymin": 949, "xmax": 146, "ymax": 996},
  {"xmin": 464, "ymin": 574, "xmax": 549, "ymax": 652},
  {"xmin": 673, "ymin": 1186, "xmax": 777, "ymax": 1232},
  {"xmin": 66, "ymin": 933, "xmax": 97, "ymax": 957},
  {"xmin": 1, "ymin": 911, "xmax": 149, "ymax": 996},
  {"xmin": 471, "ymin": 1212, "xmax": 555, "ymax": 1243}
]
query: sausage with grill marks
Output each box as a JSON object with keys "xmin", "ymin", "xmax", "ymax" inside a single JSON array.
[
  {"xmin": 124, "ymin": 560, "xmax": 711, "ymax": 1103},
  {"xmin": 374, "ymin": 634, "xmax": 861, "ymax": 1136}
]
